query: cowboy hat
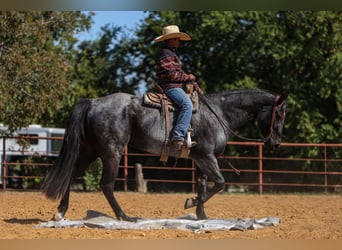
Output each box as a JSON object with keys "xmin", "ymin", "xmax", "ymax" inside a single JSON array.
[{"xmin": 154, "ymin": 25, "xmax": 191, "ymax": 43}]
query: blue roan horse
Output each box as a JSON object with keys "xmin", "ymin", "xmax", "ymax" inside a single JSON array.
[{"xmin": 41, "ymin": 88, "xmax": 288, "ymax": 221}]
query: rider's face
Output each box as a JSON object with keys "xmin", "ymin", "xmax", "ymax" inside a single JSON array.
[{"xmin": 166, "ymin": 38, "xmax": 180, "ymax": 48}]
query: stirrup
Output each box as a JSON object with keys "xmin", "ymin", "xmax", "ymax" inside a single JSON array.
[{"xmin": 185, "ymin": 130, "xmax": 196, "ymax": 148}]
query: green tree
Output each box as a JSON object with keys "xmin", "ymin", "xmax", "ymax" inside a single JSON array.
[
  {"xmin": 48, "ymin": 24, "xmax": 143, "ymax": 127},
  {"xmin": 0, "ymin": 11, "xmax": 92, "ymax": 132},
  {"xmin": 72, "ymin": 24, "xmax": 141, "ymax": 98},
  {"xmin": 116, "ymin": 11, "xmax": 341, "ymax": 144}
]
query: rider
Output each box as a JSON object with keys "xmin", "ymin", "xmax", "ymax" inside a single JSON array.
[{"xmin": 154, "ymin": 25, "xmax": 203, "ymax": 150}]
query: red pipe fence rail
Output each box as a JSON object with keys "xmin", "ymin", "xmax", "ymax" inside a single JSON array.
[{"xmin": 1, "ymin": 135, "xmax": 342, "ymax": 193}]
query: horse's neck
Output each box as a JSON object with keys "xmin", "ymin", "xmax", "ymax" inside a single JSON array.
[{"xmin": 218, "ymin": 90, "xmax": 275, "ymax": 130}]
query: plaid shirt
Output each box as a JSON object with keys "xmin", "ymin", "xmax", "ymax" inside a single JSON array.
[{"xmin": 156, "ymin": 46, "xmax": 192, "ymax": 89}]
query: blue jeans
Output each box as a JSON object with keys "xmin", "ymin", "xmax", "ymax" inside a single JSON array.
[{"xmin": 165, "ymin": 87, "xmax": 193, "ymax": 141}]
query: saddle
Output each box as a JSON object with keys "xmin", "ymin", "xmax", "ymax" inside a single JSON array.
[
  {"xmin": 142, "ymin": 83, "xmax": 199, "ymax": 162},
  {"xmin": 143, "ymin": 84, "xmax": 199, "ymax": 113}
]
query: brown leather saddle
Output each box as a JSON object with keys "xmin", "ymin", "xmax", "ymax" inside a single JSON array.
[
  {"xmin": 142, "ymin": 83, "xmax": 199, "ymax": 113},
  {"xmin": 142, "ymin": 83, "xmax": 199, "ymax": 162}
]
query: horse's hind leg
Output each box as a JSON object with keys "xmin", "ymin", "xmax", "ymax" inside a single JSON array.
[
  {"xmin": 100, "ymin": 150, "xmax": 137, "ymax": 222},
  {"xmin": 53, "ymin": 155, "xmax": 95, "ymax": 221},
  {"xmin": 53, "ymin": 188, "xmax": 70, "ymax": 221}
]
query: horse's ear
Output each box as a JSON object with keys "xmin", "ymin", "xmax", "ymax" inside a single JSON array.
[{"xmin": 277, "ymin": 92, "xmax": 288, "ymax": 105}]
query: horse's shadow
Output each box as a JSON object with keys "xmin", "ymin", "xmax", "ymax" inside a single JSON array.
[{"xmin": 4, "ymin": 218, "xmax": 45, "ymax": 225}]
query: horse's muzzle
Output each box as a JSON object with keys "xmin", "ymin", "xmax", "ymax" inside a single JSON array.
[{"xmin": 264, "ymin": 138, "xmax": 281, "ymax": 150}]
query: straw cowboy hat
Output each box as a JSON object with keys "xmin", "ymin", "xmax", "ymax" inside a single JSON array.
[{"xmin": 154, "ymin": 25, "xmax": 191, "ymax": 43}]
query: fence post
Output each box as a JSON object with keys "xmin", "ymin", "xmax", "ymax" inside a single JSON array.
[
  {"xmin": 324, "ymin": 145, "xmax": 328, "ymax": 193},
  {"xmin": 258, "ymin": 143, "xmax": 263, "ymax": 194},
  {"xmin": 2, "ymin": 136, "xmax": 7, "ymax": 190},
  {"xmin": 123, "ymin": 146, "xmax": 128, "ymax": 192},
  {"xmin": 135, "ymin": 163, "xmax": 147, "ymax": 193},
  {"xmin": 191, "ymin": 160, "xmax": 195, "ymax": 193}
]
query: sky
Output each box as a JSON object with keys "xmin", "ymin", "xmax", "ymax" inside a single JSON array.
[
  {"xmin": 75, "ymin": 11, "xmax": 148, "ymax": 94},
  {"xmin": 76, "ymin": 11, "xmax": 146, "ymax": 41}
]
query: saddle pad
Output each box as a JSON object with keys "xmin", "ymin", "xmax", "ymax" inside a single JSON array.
[
  {"xmin": 143, "ymin": 90, "xmax": 198, "ymax": 113},
  {"xmin": 143, "ymin": 91, "xmax": 176, "ymax": 111}
]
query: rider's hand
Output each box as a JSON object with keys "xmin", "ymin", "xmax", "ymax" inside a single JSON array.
[
  {"xmin": 193, "ymin": 82, "xmax": 204, "ymax": 95},
  {"xmin": 196, "ymin": 87, "xmax": 204, "ymax": 95},
  {"xmin": 188, "ymin": 74, "xmax": 196, "ymax": 81}
]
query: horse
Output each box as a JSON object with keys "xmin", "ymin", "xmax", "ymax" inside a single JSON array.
[{"xmin": 41, "ymin": 88, "xmax": 288, "ymax": 221}]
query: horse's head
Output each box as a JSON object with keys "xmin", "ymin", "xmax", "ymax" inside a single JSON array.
[{"xmin": 258, "ymin": 93, "xmax": 288, "ymax": 150}]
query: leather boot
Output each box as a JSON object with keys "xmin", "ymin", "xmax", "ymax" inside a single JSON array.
[
  {"xmin": 172, "ymin": 140, "xmax": 197, "ymax": 150},
  {"xmin": 172, "ymin": 140, "xmax": 184, "ymax": 150}
]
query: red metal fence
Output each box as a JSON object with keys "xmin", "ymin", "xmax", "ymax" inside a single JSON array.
[{"xmin": 1, "ymin": 135, "xmax": 342, "ymax": 193}]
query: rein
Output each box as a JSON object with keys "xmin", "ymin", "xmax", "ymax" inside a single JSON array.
[
  {"xmin": 198, "ymin": 94, "xmax": 280, "ymax": 143},
  {"xmin": 265, "ymin": 95, "xmax": 280, "ymax": 139}
]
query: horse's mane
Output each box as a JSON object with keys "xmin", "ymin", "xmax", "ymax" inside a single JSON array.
[
  {"xmin": 202, "ymin": 88, "xmax": 277, "ymax": 114},
  {"xmin": 208, "ymin": 88, "xmax": 275, "ymax": 99}
]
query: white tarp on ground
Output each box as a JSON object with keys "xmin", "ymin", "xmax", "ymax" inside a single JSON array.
[{"xmin": 35, "ymin": 210, "xmax": 280, "ymax": 232}]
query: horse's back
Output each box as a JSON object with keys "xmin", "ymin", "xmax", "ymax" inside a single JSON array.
[
  {"xmin": 94, "ymin": 92, "xmax": 134, "ymax": 106},
  {"xmin": 86, "ymin": 92, "xmax": 136, "ymax": 137},
  {"xmin": 84, "ymin": 92, "xmax": 165, "ymax": 154}
]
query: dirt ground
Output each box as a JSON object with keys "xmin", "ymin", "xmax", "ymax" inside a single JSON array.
[{"xmin": 0, "ymin": 191, "xmax": 341, "ymax": 239}]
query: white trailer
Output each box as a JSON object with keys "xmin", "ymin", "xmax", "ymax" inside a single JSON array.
[{"xmin": 0, "ymin": 124, "xmax": 65, "ymax": 185}]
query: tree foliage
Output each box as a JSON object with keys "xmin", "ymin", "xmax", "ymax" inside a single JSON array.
[
  {"xmin": 71, "ymin": 25, "xmax": 141, "ymax": 97},
  {"xmin": 117, "ymin": 11, "xmax": 342, "ymax": 143},
  {"xmin": 1, "ymin": 11, "xmax": 340, "ymax": 145},
  {"xmin": 0, "ymin": 11, "xmax": 91, "ymax": 132},
  {"xmin": 48, "ymin": 24, "xmax": 144, "ymax": 127},
  {"xmin": 1, "ymin": 11, "xmax": 340, "ymax": 189}
]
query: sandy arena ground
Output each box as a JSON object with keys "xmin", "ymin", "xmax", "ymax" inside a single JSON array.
[{"xmin": 0, "ymin": 191, "xmax": 341, "ymax": 239}]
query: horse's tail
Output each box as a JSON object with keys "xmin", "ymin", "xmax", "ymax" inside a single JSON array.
[{"xmin": 41, "ymin": 99, "xmax": 91, "ymax": 201}]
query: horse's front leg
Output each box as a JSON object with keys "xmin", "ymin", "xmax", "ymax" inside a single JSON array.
[
  {"xmin": 184, "ymin": 155, "xmax": 225, "ymax": 219},
  {"xmin": 184, "ymin": 179, "xmax": 224, "ymax": 219},
  {"xmin": 183, "ymin": 174, "xmax": 208, "ymax": 219},
  {"xmin": 196, "ymin": 174, "xmax": 208, "ymax": 219}
]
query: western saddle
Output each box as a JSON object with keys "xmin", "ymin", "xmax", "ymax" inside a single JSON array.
[{"xmin": 142, "ymin": 83, "xmax": 199, "ymax": 162}]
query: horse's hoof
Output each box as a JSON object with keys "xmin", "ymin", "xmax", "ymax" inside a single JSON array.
[
  {"xmin": 196, "ymin": 208, "xmax": 208, "ymax": 220},
  {"xmin": 53, "ymin": 212, "xmax": 64, "ymax": 221},
  {"xmin": 196, "ymin": 215, "xmax": 208, "ymax": 220},
  {"xmin": 123, "ymin": 216, "xmax": 141, "ymax": 222},
  {"xmin": 184, "ymin": 198, "xmax": 197, "ymax": 209}
]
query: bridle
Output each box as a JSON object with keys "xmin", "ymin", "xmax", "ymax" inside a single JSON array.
[
  {"xmin": 198, "ymin": 93, "xmax": 286, "ymax": 176},
  {"xmin": 263, "ymin": 95, "xmax": 279, "ymax": 140},
  {"xmin": 264, "ymin": 95, "xmax": 286, "ymax": 140},
  {"xmin": 199, "ymin": 94, "xmax": 285, "ymax": 143}
]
